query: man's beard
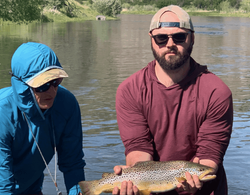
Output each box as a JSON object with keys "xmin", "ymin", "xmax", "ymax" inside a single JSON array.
[{"xmin": 152, "ymin": 43, "xmax": 193, "ymax": 71}]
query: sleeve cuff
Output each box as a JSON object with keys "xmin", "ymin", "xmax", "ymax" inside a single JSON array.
[{"xmin": 68, "ymin": 184, "xmax": 81, "ymax": 195}]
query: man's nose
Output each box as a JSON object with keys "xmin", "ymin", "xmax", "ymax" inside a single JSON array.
[{"xmin": 166, "ymin": 36, "xmax": 176, "ymax": 47}]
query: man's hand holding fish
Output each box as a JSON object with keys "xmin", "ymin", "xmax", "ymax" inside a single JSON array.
[
  {"xmin": 112, "ymin": 165, "xmax": 140, "ymax": 195},
  {"xmin": 176, "ymin": 157, "xmax": 218, "ymax": 194}
]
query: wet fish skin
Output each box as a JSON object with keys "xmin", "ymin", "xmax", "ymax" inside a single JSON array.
[{"xmin": 79, "ymin": 160, "xmax": 216, "ymax": 195}]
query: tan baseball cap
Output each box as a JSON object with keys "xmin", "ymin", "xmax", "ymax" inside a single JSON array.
[
  {"xmin": 149, "ymin": 5, "xmax": 194, "ymax": 32},
  {"xmin": 26, "ymin": 67, "xmax": 68, "ymax": 88}
]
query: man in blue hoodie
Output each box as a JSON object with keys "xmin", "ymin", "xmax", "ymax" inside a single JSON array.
[{"xmin": 0, "ymin": 42, "xmax": 85, "ymax": 195}]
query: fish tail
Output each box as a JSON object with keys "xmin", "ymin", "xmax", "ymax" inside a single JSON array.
[{"xmin": 79, "ymin": 180, "xmax": 100, "ymax": 195}]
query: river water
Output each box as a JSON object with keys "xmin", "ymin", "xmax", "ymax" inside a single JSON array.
[{"xmin": 0, "ymin": 14, "xmax": 249, "ymax": 195}]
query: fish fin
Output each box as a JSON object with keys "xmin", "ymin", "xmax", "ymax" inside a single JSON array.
[
  {"xmin": 103, "ymin": 189, "xmax": 113, "ymax": 193},
  {"xmin": 149, "ymin": 183, "xmax": 177, "ymax": 193},
  {"xmin": 139, "ymin": 182, "xmax": 176, "ymax": 193},
  {"xmin": 176, "ymin": 177, "xmax": 186, "ymax": 183},
  {"xmin": 79, "ymin": 180, "xmax": 100, "ymax": 195},
  {"xmin": 133, "ymin": 161, "xmax": 156, "ymax": 167},
  {"xmin": 140, "ymin": 189, "xmax": 151, "ymax": 195}
]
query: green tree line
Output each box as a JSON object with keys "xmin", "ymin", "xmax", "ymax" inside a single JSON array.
[
  {"xmin": 0, "ymin": 0, "xmax": 80, "ymax": 23},
  {"xmin": 122, "ymin": 0, "xmax": 244, "ymax": 10},
  {"xmin": 0, "ymin": 0, "xmax": 250, "ymax": 23},
  {"xmin": 0, "ymin": 0, "xmax": 122, "ymax": 23},
  {"xmin": 0, "ymin": 0, "xmax": 45, "ymax": 23}
]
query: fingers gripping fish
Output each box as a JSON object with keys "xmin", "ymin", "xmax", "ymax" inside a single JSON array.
[{"xmin": 78, "ymin": 160, "xmax": 216, "ymax": 195}]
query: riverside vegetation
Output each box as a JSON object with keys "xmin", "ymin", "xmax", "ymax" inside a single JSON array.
[
  {"xmin": 0, "ymin": 0, "xmax": 250, "ymax": 24},
  {"xmin": 0, "ymin": 0, "xmax": 122, "ymax": 24}
]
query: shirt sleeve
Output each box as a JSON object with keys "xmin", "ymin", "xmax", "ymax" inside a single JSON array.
[
  {"xmin": 195, "ymin": 84, "xmax": 233, "ymax": 165},
  {"xmin": 116, "ymin": 81, "xmax": 154, "ymax": 157},
  {"xmin": 64, "ymin": 170, "xmax": 83, "ymax": 195},
  {"xmin": 56, "ymin": 95, "xmax": 85, "ymax": 194}
]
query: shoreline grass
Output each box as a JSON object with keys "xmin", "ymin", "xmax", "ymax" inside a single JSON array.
[
  {"xmin": 1, "ymin": 1, "xmax": 250, "ymax": 26},
  {"xmin": 0, "ymin": 0, "xmax": 116, "ymax": 26},
  {"xmin": 121, "ymin": 9, "xmax": 250, "ymax": 18}
]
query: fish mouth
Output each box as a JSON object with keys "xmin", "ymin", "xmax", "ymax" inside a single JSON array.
[
  {"xmin": 199, "ymin": 170, "xmax": 216, "ymax": 182},
  {"xmin": 200, "ymin": 174, "xmax": 216, "ymax": 182}
]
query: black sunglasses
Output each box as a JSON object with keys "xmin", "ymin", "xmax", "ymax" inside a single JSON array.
[
  {"xmin": 151, "ymin": 32, "xmax": 191, "ymax": 46},
  {"xmin": 9, "ymin": 72, "xmax": 62, "ymax": 93},
  {"xmin": 34, "ymin": 78, "xmax": 63, "ymax": 93}
]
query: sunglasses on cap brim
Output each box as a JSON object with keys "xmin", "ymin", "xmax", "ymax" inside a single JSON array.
[
  {"xmin": 34, "ymin": 78, "xmax": 63, "ymax": 93},
  {"xmin": 151, "ymin": 32, "xmax": 191, "ymax": 46}
]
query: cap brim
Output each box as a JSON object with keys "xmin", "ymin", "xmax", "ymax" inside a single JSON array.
[{"xmin": 26, "ymin": 68, "xmax": 68, "ymax": 88}]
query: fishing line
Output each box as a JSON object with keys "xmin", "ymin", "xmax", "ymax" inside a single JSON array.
[{"xmin": 23, "ymin": 112, "xmax": 62, "ymax": 195}]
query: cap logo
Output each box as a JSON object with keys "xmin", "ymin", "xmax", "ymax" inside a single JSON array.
[{"xmin": 159, "ymin": 22, "xmax": 180, "ymax": 28}]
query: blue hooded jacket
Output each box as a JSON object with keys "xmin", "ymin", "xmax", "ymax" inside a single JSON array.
[{"xmin": 0, "ymin": 42, "xmax": 85, "ymax": 194}]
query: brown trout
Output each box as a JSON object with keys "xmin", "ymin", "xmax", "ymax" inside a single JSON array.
[{"xmin": 79, "ymin": 160, "xmax": 216, "ymax": 195}]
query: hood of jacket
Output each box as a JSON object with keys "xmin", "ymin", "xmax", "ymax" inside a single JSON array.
[{"xmin": 11, "ymin": 42, "xmax": 62, "ymax": 120}]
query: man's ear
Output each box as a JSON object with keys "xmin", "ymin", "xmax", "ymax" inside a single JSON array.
[{"xmin": 191, "ymin": 32, "xmax": 195, "ymax": 45}]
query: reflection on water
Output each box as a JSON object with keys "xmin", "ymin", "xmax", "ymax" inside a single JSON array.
[{"xmin": 0, "ymin": 14, "xmax": 250, "ymax": 195}]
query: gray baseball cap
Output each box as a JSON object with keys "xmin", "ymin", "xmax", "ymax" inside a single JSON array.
[{"xmin": 149, "ymin": 5, "xmax": 194, "ymax": 32}]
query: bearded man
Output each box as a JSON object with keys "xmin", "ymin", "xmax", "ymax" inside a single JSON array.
[{"xmin": 112, "ymin": 5, "xmax": 233, "ymax": 195}]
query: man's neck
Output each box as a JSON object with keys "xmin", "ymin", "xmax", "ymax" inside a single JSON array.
[{"xmin": 155, "ymin": 58, "xmax": 191, "ymax": 88}]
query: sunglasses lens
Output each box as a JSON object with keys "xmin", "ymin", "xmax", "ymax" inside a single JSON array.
[
  {"xmin": 51, "ymin": 78, "xmax": 63, "ymax": 87},
  {"xmin": 172, "ymin": 33, "xmax": 188, "ymax": 43},
  {"xmin": 154, "ymin": 35, "xmax": 169, "ymax": 45},
  {"xmin": 35, "ymin": 78, "xmax": 63, "ymax": 92},
  {"xmin": 35, "ymin": 83, "xmax": 51, "ymax": 92}
]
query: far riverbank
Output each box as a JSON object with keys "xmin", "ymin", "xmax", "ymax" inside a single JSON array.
[
  {"xmin": 1, "ymin": 2, "xmax": 250, "ymax": 26},
  {"xmin": 121, "ymin": 8, "xmax": 250, "ymax": 18}
]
